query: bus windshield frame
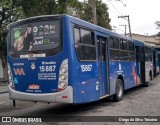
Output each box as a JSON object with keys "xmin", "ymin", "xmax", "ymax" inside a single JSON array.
[{"xmin": 8, "ymin": 16, "xmax": 62, "ymax": 58}]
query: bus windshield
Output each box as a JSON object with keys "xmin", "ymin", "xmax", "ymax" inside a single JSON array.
[{"xmin": 10, "ymin": 20, "xmax": 60, "ymax": 52}]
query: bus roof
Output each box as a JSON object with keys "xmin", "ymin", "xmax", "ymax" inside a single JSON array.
[
  {"xmin": 8, "ymin": 14, "xmax": 144, "ymax": 46},
  {"xmin": 66, "ymin": 15, "xmax": 144, "ymax": 46}
]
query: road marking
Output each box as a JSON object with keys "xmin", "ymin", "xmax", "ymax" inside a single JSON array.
[{"xmin": 0, "ymin": 102, "xmax": 6, "ymax": 105}]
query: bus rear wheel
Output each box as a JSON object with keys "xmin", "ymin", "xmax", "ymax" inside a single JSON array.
[{"xmin": 113, "ymin": 79, "xmax": 124, "ymax": 102}]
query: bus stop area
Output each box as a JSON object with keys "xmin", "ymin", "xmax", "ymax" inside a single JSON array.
[{"xmin": 0, "ymin": 79, "xmax": 8, "ymax": 94}]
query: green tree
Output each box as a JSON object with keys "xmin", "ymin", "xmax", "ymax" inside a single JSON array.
[
  {"xmin": 157, "ymin": 32, "xmax": 160, "ymax": 37},
  {"xmin": 80, "ymin": 0, "xmax": 111, "ymax": 29},
  {"xmin": 96, "ymin": 0, "xmax": 111, "ymax": 29},
  {"xmin": 89, "ymin": 0, "xmax": 97, "ymax": 24},
  {"xmin": 15, "ymin": 0, "xmax": 81, "ymax": 17},
  {"xmin": 155, "ymin": 21, "xmax": 160, "ymax": 37},
  {"xmin": 15, "ymin": 0, "xmax": 57, "ymax": 17},
  {"xmin": 0, "ymin": 0, "xmax": 22, "ymax": 80},
  {"xmin": 16, "ymin": 0, "xmax": 111, "ymax": 29}
]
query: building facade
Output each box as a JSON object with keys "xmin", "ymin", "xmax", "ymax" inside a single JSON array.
[{"xmin": 131, "ymin": 33, "xmax": 160, "ymax": 45}]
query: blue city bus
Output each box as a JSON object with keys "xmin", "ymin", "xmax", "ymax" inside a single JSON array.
[{"xmin": 7, "ymin": 15, "xmax": 152, "ymax": 105}]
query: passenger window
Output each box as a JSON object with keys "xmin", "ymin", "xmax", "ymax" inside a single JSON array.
[
  {"xmin": 74, "ymin": 27, "xmax": 96, "ymax": 61},
  {"xmin": 120, "ymin": 39, "xmax": 128, "ymax": 50},
  {"xmin": 109, "ymin": 37, "xmax": 120, "ymax": 61},
  {"xmin": 128, "ymin": 42, "xmax": 135, "ymax": 61},
  {"xmin": 80, "ymin": 29, "xmax": 94, "ymax": 45},
  {"xmin": 74, "ymin": 28, "xmax": 80, "ymax": 44},
  {"xmin": 113, "ymin": 38, "xmax": 119, "ymax": 49},
  {"xmin": 109, "ymin": 37, "xmax": 114, "ymax": 48}
]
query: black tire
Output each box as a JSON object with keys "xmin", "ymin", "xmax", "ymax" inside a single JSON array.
[{"xmin": 113, "ymin": 79, "xmax": 124, "ymax": 102}]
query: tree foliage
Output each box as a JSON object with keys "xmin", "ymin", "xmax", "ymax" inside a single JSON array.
[
  {"xmin": 14, "ymin": 0, "xmax": 81, "ymax": 17},
  {"xmin": 157, "ymin": 32, "xmax": 160, "ymax": 37},
  {"xmin": 14, "ymin": 0, "xmax": 111, "ymax": 29},
  {"xmin": 155, "ymin": 21, "xmax": 160, "ymax": 37},
  {"xmin": 14, "ymin": 0, "xmax": 57, "ymax": 17},
  {"xmin": 79, "ymin": 0, "xmax": 111, "ymax": 29},
  {"xmin": 0, "ymin": 0, "xmax": 23, "ymax": 80},
  {"xmin": 0, "ymin": 0, "xmax": 111, "ymax": 79}
]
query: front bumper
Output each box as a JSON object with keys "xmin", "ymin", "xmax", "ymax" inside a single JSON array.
[{"xmin": 9, "ymin": 86, "xmax": 73, "ymax": 103}]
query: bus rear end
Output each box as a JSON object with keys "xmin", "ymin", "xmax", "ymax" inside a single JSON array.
[{"xmin": 7, "ymin": 15, "xmax": 73, "ymax": 103}]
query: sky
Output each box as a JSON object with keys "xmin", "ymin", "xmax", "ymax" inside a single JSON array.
[{"xmin": 104, "ymin": 0, "xmax": 160, "ymax": 36}]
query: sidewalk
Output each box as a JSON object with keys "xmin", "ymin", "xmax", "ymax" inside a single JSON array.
[{"xmin": 0, "ymin": 80, "xmax": 8, "ymax": 94}]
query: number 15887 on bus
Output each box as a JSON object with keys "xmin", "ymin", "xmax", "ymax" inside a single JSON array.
[{"xmin": 39, "ymin": 66, "xmax": 56, "ymax": 72}]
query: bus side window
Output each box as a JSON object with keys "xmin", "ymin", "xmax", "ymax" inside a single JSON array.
[
  {"xmin": 109, "ymin": 37, "xmax": 114, "ymax": 48},
  {"xmin": 129, "ymin": 42, "xmax": 135, "ymax": 61},
  {"xmin": 145, "ymin": 47, "xmax": 149, "ymax": 61},
  {"xmin": 109, "ymin": 37, "xmax": 119, "ymax": 61},
  {"xmin": 74, "ymin": 28, "xmax": 80, "ymax": 44},
  {"xmin": 120, "ymin": 39, "xmax": 129, "ymax": 61},
  {"xmin": 74, "ymin": 27, "xmax": 96, "ymax": 61},
  {"xmin": 140, "ymin": 47, "xmax": 145, "ymax": 62},
  {"xmin": 80, "ymin": 29, "xmax": 95, "ymax": 45},
  {"xmin": 102, "ymin": 39, "xmax": 106, "ymax": 61}
]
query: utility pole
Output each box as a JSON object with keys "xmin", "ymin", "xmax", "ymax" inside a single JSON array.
[
  {"xmin": 88, "ymin": 0, "xmax": 97, "ymax": 24},
  {"xmin": 119, "ymin": 24, "xmax": 127, "ymax": 36},
  {"xmin": 118, "ymin": 15, "xmax": 132, "ymax": 37},
  {"xmin": 112, "ymin": 26, "xmax": 117, "ymax": 33}
]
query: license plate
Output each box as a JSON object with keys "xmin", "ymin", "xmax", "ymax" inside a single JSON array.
[{"xmin": 28, "ymin": 84, "xmax": 40, "ymax": 90}]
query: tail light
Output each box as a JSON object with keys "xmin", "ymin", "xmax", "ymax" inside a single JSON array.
[
  {"xmin": 8, "ymin": 64, "xmax": 15, "ymax": 89},
  {"xmin": 58, "ymin": 59, "xmax": 68, "ymax": 91}
]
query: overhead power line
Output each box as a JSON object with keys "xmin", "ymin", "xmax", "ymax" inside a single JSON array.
[
  {"xmin": 107, "ymin": 0, "xmax": 122, "ymax": 16},
  {"xmin": 118, "ymin": 15, "xmax": 132, "ymax": 37},
  {"xmin": 119, "ymin": 24, "xmax": 127, "ymax": 36}
]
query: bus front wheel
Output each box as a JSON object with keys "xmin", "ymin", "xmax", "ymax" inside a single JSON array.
[{"xmin": 113, "ymin": 79, "xmax": 124, "ymax": 102}]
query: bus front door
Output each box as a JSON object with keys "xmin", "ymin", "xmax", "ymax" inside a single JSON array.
[{"xmin": 97, "ymin": 36, "xmax": 109, "ymax": 97}]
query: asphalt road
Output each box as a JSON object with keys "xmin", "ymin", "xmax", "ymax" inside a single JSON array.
[{"xmin": 0, "ymin": 75, "xmax": 160, "ymax": 125}]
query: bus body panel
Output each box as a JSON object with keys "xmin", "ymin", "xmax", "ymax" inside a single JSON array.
[
  {"xmin": 9, "ymin": 86, "xmax": 73, "ymax": 103},
  {"xmin": 8, "ymin": 54, "xmax": 66, "ymax": 93},
  {"xmin": 68, "ymin": 21, "xmax": 100, "ymax": 103},
  {"xmin": 109, "ymin": 61, "xmax": 137, "ymax": 95},
  {"xmin": 7, "ymin": 16, "xmax": 74, "ymax": 103},
  {"xmin": 145, "ymin": 61, "xmax": 153, "ymax": 82}
]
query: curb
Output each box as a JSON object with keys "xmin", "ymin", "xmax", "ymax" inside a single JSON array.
[
  {"xmin": 0, "ymin": 91, "xmax": 8, "ymax": 94},
  {"xmin": 0, "ymin": 85, "xmax": 8, "ymax": 94}
]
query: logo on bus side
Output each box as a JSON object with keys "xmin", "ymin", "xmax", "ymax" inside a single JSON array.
[
  {"xmin": 81, "ymin": 65, "xmax": 92, "ymax": 72},
  {"xmin": 13, "ymin": 68, "xmax": 25, "ymax": 75}
]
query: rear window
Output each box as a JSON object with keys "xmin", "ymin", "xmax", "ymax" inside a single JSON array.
[{"xmin": 10, "ymin": 20, "xmax": 60, "ymax": 52}]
